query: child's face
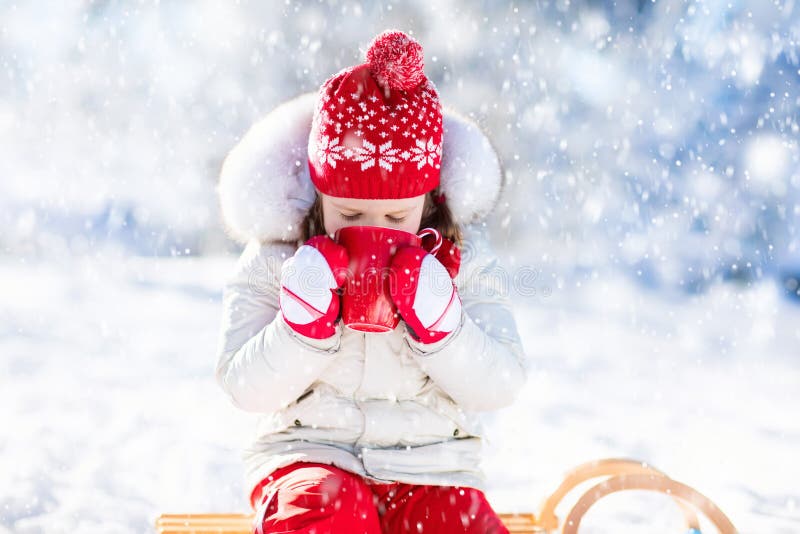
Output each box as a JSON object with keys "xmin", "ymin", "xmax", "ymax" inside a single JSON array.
[{"xmin": 321, "ymin": 192, "xmax": 427, "ymax": 237}]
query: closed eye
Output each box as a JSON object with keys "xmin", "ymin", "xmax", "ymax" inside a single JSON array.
[{"xmin": 340, "ymin": 213, "xmax": 406, "ymax": 223}]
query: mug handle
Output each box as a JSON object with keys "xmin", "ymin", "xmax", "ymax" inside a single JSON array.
[{"xmin": 417, "ymin": 227, "xmax": 443, "ymax": 256}]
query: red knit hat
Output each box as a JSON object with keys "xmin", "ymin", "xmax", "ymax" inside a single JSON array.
[{"xmin": 307, "ymin": 30, "xmax": 443, "ymax": 199}]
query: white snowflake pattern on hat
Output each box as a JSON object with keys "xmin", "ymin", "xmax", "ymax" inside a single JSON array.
[
  {"xmin": 316, "ymin": 131, "xmax": 442, "ymax": 172},
  {"xmin": 312, "ymin": 135, "xmax": 346, "ymax": 169},
  {"xmin": 348, "ymin": 139, "xmax": 406, "ymax": 171},
  {"xmin": 406, "ymin": 137, "xmax": 442, "ymax": 170}
]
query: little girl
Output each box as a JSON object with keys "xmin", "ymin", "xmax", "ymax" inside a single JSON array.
[{"xmin": 215, "ymin": 30, "xmax": 528, "ymax": 534}]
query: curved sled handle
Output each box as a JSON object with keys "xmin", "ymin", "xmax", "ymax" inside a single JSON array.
[
  {"xmin": 537, "ymin": 458, "xmax": 700, "ymax": 532},
  {"xmin": 561, "ymin": 473, "xmax": 737, "ymax": 534}
]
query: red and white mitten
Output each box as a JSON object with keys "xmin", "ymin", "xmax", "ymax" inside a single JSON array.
[
  {"xmin": 279, "ymin": 235, "xmax": 349, "ymax": 339},
  {"xmin": 389, "ymin": 243, "xmax": 462, "ymax": 344}
]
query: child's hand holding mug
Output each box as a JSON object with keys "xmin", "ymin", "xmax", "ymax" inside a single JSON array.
[
  {"xmin": 389, "ymin": 229, "xmax": 463, "ymax": 344},
  {"xmin": 279, "ymin": 235, "xmax": 350, "ymax": 339}
]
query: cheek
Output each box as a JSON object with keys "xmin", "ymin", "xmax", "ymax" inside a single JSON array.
[
  {"xmin": 320, "ymin": 204, "xmax": 338, "ymax": 237},
  {"xmin": 323, "ymin": 219, "xmax": 341, "ymax": 238}
]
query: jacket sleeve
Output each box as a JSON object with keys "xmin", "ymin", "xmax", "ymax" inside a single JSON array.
[
  {"xmin": 403, "ymin": 223, "xmax": 529, "ymax": 411},
  {"xmin": 214, "ymin": 239, "xmax": 344, "ymax": 414}
]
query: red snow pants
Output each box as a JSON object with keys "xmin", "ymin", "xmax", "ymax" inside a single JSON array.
[{"xmin": 251, "ymin": 462, "xmax": 509, "ymax": 534}]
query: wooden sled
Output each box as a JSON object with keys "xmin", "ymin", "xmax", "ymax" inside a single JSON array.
[{"xmin": 155, "ymin": 458, "xmax": 737, "ymax": 533}]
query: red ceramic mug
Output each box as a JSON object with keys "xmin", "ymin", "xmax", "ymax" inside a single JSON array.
[{"xmin": 334, "ymin": 225, "xmax": 442, "ymax": 333}]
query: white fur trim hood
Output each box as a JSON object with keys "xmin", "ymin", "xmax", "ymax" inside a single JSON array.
[{"xmin": 217, "ymin": 92, "xmax": 503, "ymax": 244}]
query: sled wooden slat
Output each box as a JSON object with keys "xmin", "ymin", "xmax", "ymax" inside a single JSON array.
[{"xmin": 155, "ymin": 512, "xmax": 540, "ymax": 533}]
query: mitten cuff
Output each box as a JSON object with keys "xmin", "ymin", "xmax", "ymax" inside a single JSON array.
[
  {"xmin": 403, "ymin": 307, "xmax": 466, "ymax": 356},
  {"xmin": 278, "ymin": 310, "xmax": 343, "ymax": 353}
]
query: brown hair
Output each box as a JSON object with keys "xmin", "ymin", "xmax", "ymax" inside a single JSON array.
[{"xmin": 300, "ymin": 186, "xmax": 463, "ymax": 247}]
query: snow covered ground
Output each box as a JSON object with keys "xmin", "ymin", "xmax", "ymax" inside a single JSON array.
[{"xmin": 1, "ymin": 252, "xmax": 797, "ymax": 533}]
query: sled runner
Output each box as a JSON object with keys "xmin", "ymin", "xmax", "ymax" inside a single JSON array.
[{"xmin": 155, "ymin": 458, "xmax": 737, "ymax": 533}]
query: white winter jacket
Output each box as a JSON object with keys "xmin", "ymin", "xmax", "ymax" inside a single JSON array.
[{"xmin": 213, "ymin": 92, "xmax": 529, "ymax": 509}]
